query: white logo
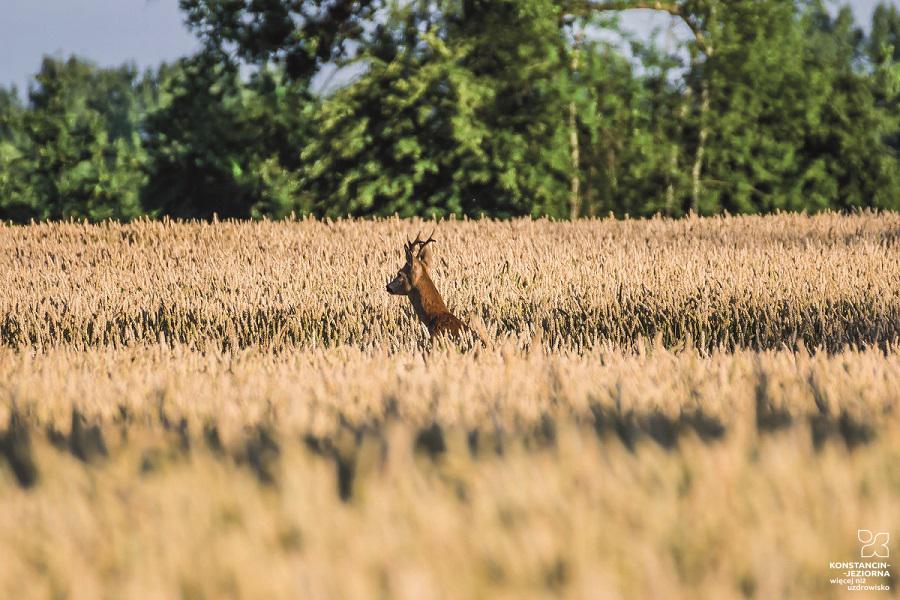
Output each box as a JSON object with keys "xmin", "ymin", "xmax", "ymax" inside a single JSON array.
[{"xmin": 858, "ymin": 530, "xmax": 890, "ymax": 558}]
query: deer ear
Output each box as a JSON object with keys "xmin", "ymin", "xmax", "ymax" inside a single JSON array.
[{"xmin": 418, "ymin": 244, "xmax": 434, "ymax": 269}]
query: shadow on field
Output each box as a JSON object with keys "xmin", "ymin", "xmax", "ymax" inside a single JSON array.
[{"xmin": 0, "ymin": 402, "xmax": 879, "ymax": 499}]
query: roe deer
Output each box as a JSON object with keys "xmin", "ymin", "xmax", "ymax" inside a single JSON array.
[{"xmin": 386, "ymin": 230, "xmax": 469, "ymax": 338}]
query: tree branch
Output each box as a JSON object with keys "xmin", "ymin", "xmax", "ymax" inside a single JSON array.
[{"xmin": 564, "ymin": 1, "xmax": 708, "ymax": 53}]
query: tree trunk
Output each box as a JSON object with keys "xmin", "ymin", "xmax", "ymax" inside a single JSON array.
[
  {"xmin": 691, "ymin": 3, "xmax": 715, "ymax": 214},
  {"xmin": 691, "ymin": 80, "xmax": 708, "ymax": 214},
  {"xmin": 568, "ymin": 30, "xmax": 583, "ymax": 220}
]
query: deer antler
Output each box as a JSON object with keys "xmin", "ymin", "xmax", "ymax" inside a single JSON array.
[
  {"xmin": 405, "ymin": 229, "xmax": 437, "ymax": 259},
  {"xmin": 418, "ymin": 228, "xmax": 437, "ymax": 255}
]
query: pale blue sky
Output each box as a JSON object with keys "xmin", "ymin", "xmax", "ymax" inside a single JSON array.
[
  {"xmin": 1, "ymin": 1, "xmax": 197, "ymax": 93},
  {"xmin": 0, "ymin": 0, "xmax": 894, "ymax": 96}
]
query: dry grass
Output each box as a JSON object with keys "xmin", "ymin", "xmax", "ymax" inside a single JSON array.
[
  {"xmin": 1, "ymin": 213, "xmax": 899, "ymax": 599},
  {"xmin": 1, "ymin": 212, "xmax": 897, "ymax": 350}
]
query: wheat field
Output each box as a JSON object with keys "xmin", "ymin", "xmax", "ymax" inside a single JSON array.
[{"xmin": 1, "ymin": 213, "xmax": 899, "ymax": 599}]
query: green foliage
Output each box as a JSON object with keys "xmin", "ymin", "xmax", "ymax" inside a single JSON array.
[
  {"xmin": 868, "ymin": 2, "xmax": 900, "ymax": 63},
  {"xmin": 302, "ymin": 0, "xmax": 572, "ymax": 218},
  {"xmin": 302, "ymin": 33, "xmax": 495, "ymax": 217},
  {"xmin": 575, "ymin": 34, "xmax": 690, "ymax": 217},
  {"xmin": 141, "ymin": 53, "xmax": 313, "ymax": 219},
  {"xmin": 694, "ymin": 1, "xmax": 899, "ymax": 214},
  {"xmin": 1, "ymin": 0, "xmax": 897, "ymax": 221},
  {"xmin": 177, "ymin": 0, "xmax": 384, "ymax": 82},
  {"xmin": 0, "ymin": 57, "xmax": 147, "ymax": 221},
  {"xmin": 0, "ymin": 88, "xmax": 30, "ymax": 221},
  {"xmin": 452, "ymin": 0, "xmax": 573, "ymax": 217}
]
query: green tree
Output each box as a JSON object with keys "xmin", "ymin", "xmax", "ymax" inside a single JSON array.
[
  {"xmin": 5, "ymin": 1, "xmax": 899, "ymax": 221},
  {"xmin": 868, "ymin": 2, "xmax": 900, "ymax": 63},
  {"xmin": 0, "ymin": 86, "xmax": 33, "ymax": 221},
  {"xmin": 179, "ymin": 0, "xmax": 900, "ymax": 218},
  {"xmin": 867, "ymin": 3, "xmax": 900, "ymax": 158},
  {"xmin": 0, "ymin": 57, "xmax": 147, "ymax": 222},
  {"xmin": 678, "ymin": 0, "xmax": 898, "ymax": 214},
  {"xmin": 142, "ymin": 52, "xmax": 313, "ymax": 219},
  {"xmin": 178, "ymin": 0, "xmax": 384, "ymax": 83},
  {"xmin": 574, "ymin": 31, "xmax": 691, "ymax": 217},
  {"xmin": 800, "ymin": 3, "xmax": 899, "ymax": 210},
  {"xmin": 301, "ymin": 0, "xmax": 573, "ymax": 218}
]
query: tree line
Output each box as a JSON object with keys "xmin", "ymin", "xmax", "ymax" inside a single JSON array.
[{"xmin": 0, "ymin": 0, "xmax": 898, "ymax": 222}]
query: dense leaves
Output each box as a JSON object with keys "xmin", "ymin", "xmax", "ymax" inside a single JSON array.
[
  {"xmin": 0, "ymin": 57, "xmax": 149, "ymax": 221},
  {"xmin": 0, "ymin": 0, "xmax": 897, "ymax": 221},
  {"xmin": 302, "ymin": 1, "xmax": 572, "ymax": 217},
  {"xmin": 141, "ymin": 53, "xmax": 313, "ymax": 219},
  {"xmin": 696, "ymin": 3, "xmax": 899, "ymax": 214}
]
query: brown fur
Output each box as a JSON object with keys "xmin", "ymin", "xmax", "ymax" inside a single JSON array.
[
  {"xmin": 428, "ymin": 312, "xmax": 468, "ymax": 338},
  {"xmin": 386, "ymin": 232, "xmax": 469, "ymax": 340}
]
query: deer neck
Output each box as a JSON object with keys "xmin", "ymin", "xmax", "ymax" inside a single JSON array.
[{"xmin": 408, "ymin": 272, "xmax": 450, "ymax": 326}]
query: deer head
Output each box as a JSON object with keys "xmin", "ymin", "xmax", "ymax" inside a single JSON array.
[
  {"xmin": 386, "ymin": 230, "xmax": 436, "ymax": 296},
  {"xmin": 386, "ymin": 229, "xmax": 471, "ymax": 339}
]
